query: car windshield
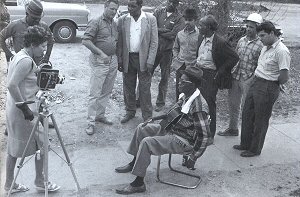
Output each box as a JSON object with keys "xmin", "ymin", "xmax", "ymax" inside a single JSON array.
[{"xmin": 17, "ymin": 0, "xmax": 30, "ymax": 6}]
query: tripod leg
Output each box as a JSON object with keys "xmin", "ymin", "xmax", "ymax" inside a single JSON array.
[
  {"xmin": 50, "ymin": 114, "xmax": 81, "ymax": 191},
  {"xmin": 43, "ymin": 116, "xmax": 49, "ymax": 197},
  {"xmin": 7, "ymin": 116, "xmax": 40, "ymax": 197}
]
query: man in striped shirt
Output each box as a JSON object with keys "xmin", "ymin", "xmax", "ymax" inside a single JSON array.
[
  {"xmin": 115, "ymin": 66, "xmax": 210, "ymax": 195},
  {"xmin": 218, "ymin": 13, "xmax": 263, "ymax": 137}
]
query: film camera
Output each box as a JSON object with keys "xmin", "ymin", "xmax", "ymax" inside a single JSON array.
[{"xmin": 37, "ymin": 62, "xmax": 64, "ymax": 90}]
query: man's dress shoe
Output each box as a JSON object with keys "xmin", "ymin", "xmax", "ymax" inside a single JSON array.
[
  {"xmin": 120, "ymin": 114, "xmax": 135, "ymax": 124},
  {"xmin": 233, "ymin": 145, "xmax": 247, "ymax": 151},
  {"xmin": 116, "ymin": 184, "xmax": 146, "ymax": 195},
  {"xmin": 115, "ymin": 164, "xmax": 133, "ymax": 173},
  {"xmin": 240, "ymin": 150, "xmax": 260, "ymax": 157}
]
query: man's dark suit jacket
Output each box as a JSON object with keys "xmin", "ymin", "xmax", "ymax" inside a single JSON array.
[{"xmin": 197, "ymin": 33, "xmax": 239, "ymax": 89}]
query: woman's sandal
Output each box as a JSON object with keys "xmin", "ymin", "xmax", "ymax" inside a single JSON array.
[
  {"xmin": 36, "ymin": 181, "xmax": 60, "ymax": 192},
  {"xmin": 4, "ymin": 183, "xmax": 29, "ymax": 194}
]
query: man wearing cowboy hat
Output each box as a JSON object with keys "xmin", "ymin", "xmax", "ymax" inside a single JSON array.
[
  {"xmin": 114, "ymin": 66, "xmax": 210, "ymax": 195},
  {"xmin": 0, "ymin": 0, "xmax": 54, "ymax": 64}
]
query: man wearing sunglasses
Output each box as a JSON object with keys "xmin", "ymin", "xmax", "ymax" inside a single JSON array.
[{"xmin": 115, "ymin": 66, "xmax": 210, "ymax": 195}]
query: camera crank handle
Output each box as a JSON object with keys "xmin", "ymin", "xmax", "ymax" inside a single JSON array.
[{"xmin": 15, "ymin": 101, "xmax": 35, "ymax": 107}]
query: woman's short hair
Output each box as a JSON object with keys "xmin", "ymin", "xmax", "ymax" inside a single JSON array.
[
  {"xmin": 24, "ymin": 25, "xmax": 48, "ymax": 47},
  {"xmin": 257, "ymin": 21, "xmax": 282, "ymax": 37}
]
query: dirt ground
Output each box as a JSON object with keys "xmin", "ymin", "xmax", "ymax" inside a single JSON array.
[
  {"xmin": 1, "ymin": 37, "xmax": 300, "ymax": 196},
  {"xmin": 1, "ymin": 2, "xmax": 300, "ymax": 196}
]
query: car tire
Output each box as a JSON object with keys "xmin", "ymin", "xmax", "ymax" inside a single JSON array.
[{"xmin": 53, "ymin": 21, "xmax": 76, "ymax": 43}]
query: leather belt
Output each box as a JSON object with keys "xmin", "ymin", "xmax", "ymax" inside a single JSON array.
[{"xmin": 254, "ymin": 76, "xmax": 279, "ymax": 85}]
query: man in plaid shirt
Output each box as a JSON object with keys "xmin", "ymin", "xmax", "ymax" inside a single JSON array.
[
  {"xmin": 218, "ymin": 13, "xmax": 264, "ymax": 136},
  {"xmin": 115, "ymin": 66, "xmax": 210, "ymax": 195}
]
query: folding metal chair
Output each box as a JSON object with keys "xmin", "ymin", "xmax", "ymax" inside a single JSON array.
[{"xmin": 156, "ymin": 154, "xmax": 202, "ymax": 189}]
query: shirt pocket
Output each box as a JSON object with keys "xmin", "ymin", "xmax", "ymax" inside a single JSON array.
[
  {"xmin": 263, "ymin": 54, "xmax": 277, "ymax": 72},
  {"xmin": 96, "ymin": 25, "xmax": 111, "ymax": 40}
]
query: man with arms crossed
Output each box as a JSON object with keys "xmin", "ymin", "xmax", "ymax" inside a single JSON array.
[{"xmin": 152, "ymin": 0, "xmax": 185, "ymax": 112}]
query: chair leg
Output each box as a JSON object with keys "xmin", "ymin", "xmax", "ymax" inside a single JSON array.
[{"xmin": 156, "ymin": 154, "xmax": 202, "ymax": 189}]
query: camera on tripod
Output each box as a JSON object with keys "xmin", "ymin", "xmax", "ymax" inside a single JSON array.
[{"xmin": 37, "ymin": 62, "xmax": 65, "ymax": 91}]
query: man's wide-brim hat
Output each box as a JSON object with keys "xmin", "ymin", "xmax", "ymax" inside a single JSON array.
[
  {"xmin": 180, "ymin": 66, "xmax": 203, "ymax": 83},
  {"xmin": 25, "ymin": 0, "xmax": 43, "ymax": 18}
]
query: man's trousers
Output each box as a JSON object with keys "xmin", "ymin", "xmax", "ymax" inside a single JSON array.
[
  {"xmin": 127, "ymin": 123, "xmax": 193, "ymax": 177},
  {"xmin": 123, "ymin": 53, "xmax": 153, "ymax": 121},
  {"xmin": 87, "ymin": 54, "xmax": 117, "ymax": 126},
  {"xmin": 240, "ymin": 77, "xmax": 280, "ymax": 154},
  {"xmin": 199, "ymin": 68, "xmax": 218, "ymax": 137},
  {"xmin": 152, "ymin": 49, "xmax": 173, "ymax": 107},
  {"xmin": 228, "ymin": 76, "xmax": 254, "ymax": 130}
]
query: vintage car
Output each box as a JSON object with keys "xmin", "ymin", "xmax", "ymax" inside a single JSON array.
[{"xmin": 5, "ymin": 0, "xmax": 90, "ymax": 43}]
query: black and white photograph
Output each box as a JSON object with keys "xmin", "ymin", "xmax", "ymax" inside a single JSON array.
[{"xmin": 0, "ymin": 0, "xmax": 300, "ymax": 196}]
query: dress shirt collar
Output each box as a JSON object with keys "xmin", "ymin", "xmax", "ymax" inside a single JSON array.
[
  {"xmin": 21, "ymin": 17, "xmax": 27, "ymax": 24},
  {"xmin": 127, "ymin": 11, "xmax": 146, "ymax": 22},
  {"xmin": 266, "ymin": 39, "xmax": 280, "ymax": 50},
  {"xmin": 102, "ymin": 13, "xmax": 113, "ymax": 23},
  {"xmin": 204, "ymin": 33, "xmax": 214, "ymax": 43},
  {"xmin": 246, "ymin": 35, "xmax": 260, "ymax": 43},
  {"xmin": 184, "ymin": 26, "xmax": 197, "ymax": 34}
]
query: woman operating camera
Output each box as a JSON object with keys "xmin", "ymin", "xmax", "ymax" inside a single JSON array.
[{"xmin": 5, "ymin": 25, "xmax": 60, "ymax": 193}]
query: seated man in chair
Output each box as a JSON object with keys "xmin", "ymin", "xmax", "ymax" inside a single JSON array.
[{"xmin": 115, "ymin": 66, "xmax": 210, "ymax": 195}]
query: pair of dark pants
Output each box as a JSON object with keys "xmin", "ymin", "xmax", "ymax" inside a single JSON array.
[
  {"xmin": 175, "ymin": 64, "xmax": 186, "ymax": 101},
  {"xmin": 123, "ymin": 53, "xmax": 153, "ymax": 120},
  {"xmin": 240, "ymin": 77, "xmax": 280, "ymax": 154},
  {"xmin": 199, "ymin": 68, "xmax": 218, "ymax": 137},
  {"xmin": 152, "ymin": 49, "xmax": 173, "ymax": 107}
]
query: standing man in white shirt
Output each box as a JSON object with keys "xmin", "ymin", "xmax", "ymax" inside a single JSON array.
[
  {"xmin": 117, "ymin": 0, "xmax": 158, "ymax": 123},
  {"xmin": 233, "ymin": 21, "xmax": 291, "ymax": 157}
]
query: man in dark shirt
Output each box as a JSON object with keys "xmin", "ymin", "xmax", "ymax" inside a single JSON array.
[
  {"xmin": 115, "ymin": 66, "xmax": 210, "ymax": 195},
  {"xmin": 152, "ymin": 0, "xmax": 185, "ymax": 112},
  {"xmin": 0, "ymin": 0, "xmax": 54, "ymax": 64},
  {"xmin": 82, "ymin": 0, "xmax": 119, "ymax": 135}
]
